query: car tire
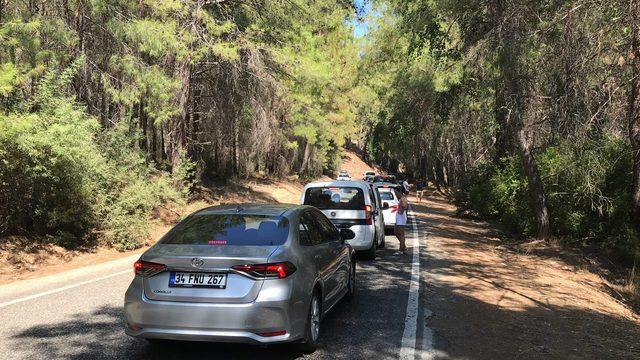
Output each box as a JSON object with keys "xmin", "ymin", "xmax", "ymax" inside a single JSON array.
[
  {"xmin": 300, "ymin": 289, "xmax": 321, "ymax": 353},
  {"xmin": 379, "ymin": 231, "xmax": 386, "ymax": 248},
  {"xmin": 345, "ymin": 260, "xmax": 356, "ymax": 301},
  {"xmin": 145, "ymin": 338, "xmax": 168, "ymax": 346},
  {"xmin": 363, "ymin": 237, "xmax": 377, "ymax": 260}
]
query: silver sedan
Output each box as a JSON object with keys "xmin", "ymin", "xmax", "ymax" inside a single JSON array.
[{"xmin": 124, "ymin": 204, "xmax": 356, "ymax": 352}]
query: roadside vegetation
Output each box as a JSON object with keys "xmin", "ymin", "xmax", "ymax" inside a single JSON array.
[
  {"xmin": 1, "ymin": 0, "xmax": 639, "ymax": 308},
  {"xmin": 359, "ymin": 1, "xmax": 640, "ymax": 280},
  {"xmin": 0, "ymin": 1, "xmax": 365, "ymax": 250}
]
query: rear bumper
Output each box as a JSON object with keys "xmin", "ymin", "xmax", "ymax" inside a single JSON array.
[
  {"xmin": 124, "ymin": 278, "xmax": 302, "ymax": 344},
  {"xmin": 345, "ymin": 225, "xmax": 374, "ymax": 250},
  {"xmin": 125, "ymin": 326, "xmax": 292, "ymax": 344}
]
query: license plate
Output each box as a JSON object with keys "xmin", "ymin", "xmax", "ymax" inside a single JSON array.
[{"xmin": 169, "ymin": 272, "xmax": 227, "ymax": 289}]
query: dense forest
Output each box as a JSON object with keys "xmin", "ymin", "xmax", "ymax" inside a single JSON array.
[
  {"xmin": 1, "ymin": 0, "xmax": 639, "ymax": 266},
  {"xmin": 361, "ymin": 0, "xmax": 640, "ymax": 263},
  {"xmin": 0, "ymin": 0, "xmax": 366, "ymax": 249}
]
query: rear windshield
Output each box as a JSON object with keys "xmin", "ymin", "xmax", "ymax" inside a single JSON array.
[
  {"xmin": 304, "ymin": 187, "xmax": 365, "ymax": 210},
  {"xmin": 379, "ymin": 190, "xmax": 395, "ymax": 201},
  {"xmin": 160, "ymin": 214, "xmax": 289, "ymax": 246}
]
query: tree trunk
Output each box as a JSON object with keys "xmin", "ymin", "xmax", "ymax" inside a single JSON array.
[
  {"xmin": 494, "ymin": 0, "xmax": 550, "ymax": 240},
  {"xmin": 170, "ymin": 59, "xmax": 191, "ymax": 170},
  {"xmin": 432, "ymin": 165, "xmax": 441, "ymax": 192},
  {"xmin": 442, "ymin": 162, "xmax": 449, "ymax": 187},
  {"xmin": 629, "ymin": 0, "xmax": 640, "ymax": 233},
  {"xmin": 504, "ymin": 74, "xmax": 550, "ymax": 241},
  {"xmin": 232, "ymin": 113, "xmax": 239, "ymax": 175},
  {"xmin": 493, "ymin": 81, "xmax": 509, "ymax": 165},
  {"xmin": 300, "ymin": 140, "xmax": 312, "ymax": 174},
  {"xmin": 514, "ymin": 121, "xmax": 550, "ymax": 240}
]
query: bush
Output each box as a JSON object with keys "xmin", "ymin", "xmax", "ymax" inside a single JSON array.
[
  {"xmin": 455, "ymin": 138, "xmax": 638, "ymax": 262},
  {"xmin": 0, "ymin": 69, "xmax": 187, "ymax": 250},
  {"xmin": 455, "ymin": 158, "xmax": 532, "ymax": 235}
]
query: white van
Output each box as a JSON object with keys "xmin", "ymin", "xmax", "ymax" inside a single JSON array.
[
  {"xmin": 301, "ymin": 181, "xmax": 385, "ymax": 259},
  {"xmin": 375, "ymin": 183, "xmax": 403, "ymax": 231},
  {"xmin": 363, "ymin": 171, "xmax": 376, "ymax": 182}
]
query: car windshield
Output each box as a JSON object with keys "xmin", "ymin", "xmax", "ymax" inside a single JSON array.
[
  {"xmin": 160, "ymin": 214, "xmax": 289, "ymax": 246},
  {"xmin": 379, "ymin": 190, "xmax": 395, "ymax": 201},
  {"xmin": 304, "ymin": 187, "xmax": 365, "ymax": 210}
]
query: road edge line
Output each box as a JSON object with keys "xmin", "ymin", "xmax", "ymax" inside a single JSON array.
[
  {"xmin": 0, "ymin": 269, "xmax": 131, "ymax": 309},
  {"xmin": 399, "ymin": 205, "xmax": 420, "ymax": 360}
]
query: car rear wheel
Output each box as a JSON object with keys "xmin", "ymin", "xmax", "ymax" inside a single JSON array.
[
  {"xmin": 379, "ymin": 231, "xmax": 386, "ymax": 248},
  {"xmin": 145, "ymin": 338, "xmax": 169, "ymax": 346},
  {"xmin": 300, "ymin": 290, "xmax": 321, "ymax": 353},
  {"xmin": 345, "ymin": 260, "xmax": 356, "ymax": 301},
  {"xmin": 363, "ymin": 237, "xmax": 377, "ymax": 260}
]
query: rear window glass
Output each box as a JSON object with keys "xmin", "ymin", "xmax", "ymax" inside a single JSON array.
[
  {"xmin": 304, "ymin": 187, "xmax": 365, "ymax": 210},
  {"xmin": 379, "ymin": 190, "xmax": 395, "ymax": 201},
  {"xmin": 160, "ymin": 215, "xmax": 289, "ymax": 246}
]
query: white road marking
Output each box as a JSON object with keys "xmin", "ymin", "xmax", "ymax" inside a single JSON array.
[
  {"xmin": 421, "ymin": 309, "xmax": 435, "ymax": 360},
  {"xmin": 0, "ymin": 269, "xmax": 131, "ymax": 309},
  {"xmin": 400, "ymin": 205, "xmax": 421, "ymax": 360}
]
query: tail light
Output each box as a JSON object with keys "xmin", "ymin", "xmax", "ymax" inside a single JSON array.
[
  {"xmin": 232, "ymin": 262, "xmax": 297, "ymax": 279},
  {"xmin": 365, "ymin": 204, "xmax": 373, "ymax": 225},
  {"xmin": 134, "ymin": 260, "xmax": 167, "ymax": 277}
]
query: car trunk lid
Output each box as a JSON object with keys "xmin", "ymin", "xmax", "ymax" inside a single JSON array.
[{"xmin": 142, "ymin": 244, "xmax": 278, "ymax": 303}]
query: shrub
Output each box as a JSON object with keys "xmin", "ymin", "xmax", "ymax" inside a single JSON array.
[
  {"xmin": 0, "ymin": 68, "xmax": 187, "ymax": 250},
  {"xmin": 456, "ymin": 138, "xmax": 638, "ymax": 262},
  {"xmin": 455, "ymin": 158, "xmax": 532, "ymax": 235}
]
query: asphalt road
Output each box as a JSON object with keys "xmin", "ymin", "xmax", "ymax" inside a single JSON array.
[{"xmin": 0, "ymin": 208, "xmax": 435, "ymax": 360}]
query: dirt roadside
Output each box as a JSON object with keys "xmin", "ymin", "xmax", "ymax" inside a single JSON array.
[
  {"xmin": 0, "ymin": 150, "xmax": 378, "ymax": 285},
  {"xmin": 416, "ymin": 191, "xmax": 640, "ymax": 359},
  {"xmin": 0, "ymin": 179, "xmax": 305, "ymax": 285}
]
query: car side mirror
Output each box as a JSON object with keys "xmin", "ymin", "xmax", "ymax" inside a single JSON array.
[
  {"xmin": 340, "ymin": 228, "xmax": 356, "ymax": 241},
  {"xmin": 382, "ymin": 202, "xmax": 389, "ymax": 210}
]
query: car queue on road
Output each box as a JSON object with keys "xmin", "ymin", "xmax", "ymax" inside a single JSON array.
[{"xmin": 124, "ymin": 172, "xmax": 407, "ymax": 353}]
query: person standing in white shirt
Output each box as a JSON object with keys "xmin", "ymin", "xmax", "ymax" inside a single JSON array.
[{"xmin": 394, "ymin": 189, "xmax": 409, "ymax": 255}]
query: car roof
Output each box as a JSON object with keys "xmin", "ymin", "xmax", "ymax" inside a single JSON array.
[
  {"xmin": 195, "ymin": 203, "xmax": 303, "ymax": 217},
  {"xmin": 376, "ymin": 186, "xmax": 396, "ymax": 191},
  {"xmin": 304, "ymin": 180, "xmax": 371, "ymax": 190},
  {"xmin": 374, "ymin": 182, "xmax": 399, "ymax": 187}
]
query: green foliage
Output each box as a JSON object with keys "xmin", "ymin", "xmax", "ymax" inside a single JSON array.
[
  {"xmin": 0, "ymin": 68, "xmax": 186, "ymax": 250},
  {"xmin": 455, "ymin": 159, "xmax": 532, "ymax": 235},
  {"xmin": 456, "ymin": 139, "xmax": 637, "ymax": 261}
]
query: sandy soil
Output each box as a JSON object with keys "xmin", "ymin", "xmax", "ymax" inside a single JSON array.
[
  {"xmin": 0, "ymin": 150, "xmax": 374, "ymax": 285},
  {"xmin": 339, "ymin": 150, "xmax": 382, "ymax": 178},
  {"xmin": 415, "ymin": 191, "xmax": 640, "ymax": 359},
  {"xmin": 0, "ymin": 180, "xmax": 304, "ymax": 285}
]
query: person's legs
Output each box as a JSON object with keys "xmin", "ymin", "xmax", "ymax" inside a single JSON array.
[{"xmin": 395, "ymin": 225, "xmax": 406, "ymax": 252}]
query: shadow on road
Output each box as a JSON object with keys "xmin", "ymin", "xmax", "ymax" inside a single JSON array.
[
  {"xmin": 11, "ymin": 196, "xmax": 640, "ymax": 359},
  {"xmin": 11, "ymin": 250, "xmax": 414, "ymax": 360},
  {"xmin": 412, "ymin": 197, "xmax": 640, "ymax": 360}
]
